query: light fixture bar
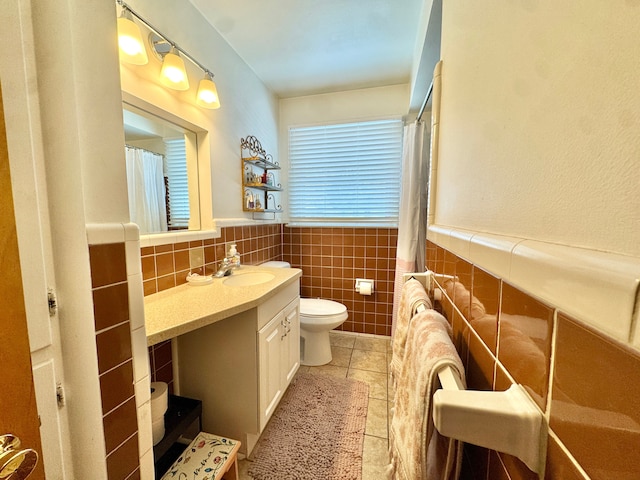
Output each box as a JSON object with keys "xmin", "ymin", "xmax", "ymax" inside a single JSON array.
[{"xmin": 116, "ymin": 0, "xmax": 215, "ymax": 79}]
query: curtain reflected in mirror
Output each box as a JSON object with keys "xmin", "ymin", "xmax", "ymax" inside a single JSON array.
[
  {"xmin": 125, "ymin": 145, "xmax": 168, "ymax": 233},
  {"xmin": 123, "ymin": 104, "xmax": 195, "ymax": 234}
]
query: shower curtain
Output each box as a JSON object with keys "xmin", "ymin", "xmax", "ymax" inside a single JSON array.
[
  {"xmin": 125, "ymin": 146, "xmax": 168, "ymax": 234},
  {"xmin": 391, "ymin": 121, "xmax": 428, "ymax": 335}
]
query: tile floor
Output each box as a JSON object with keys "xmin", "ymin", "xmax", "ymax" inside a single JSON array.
[{"xmin": 238, "ymin": 331, "xmax": 392, "ymax": 479}]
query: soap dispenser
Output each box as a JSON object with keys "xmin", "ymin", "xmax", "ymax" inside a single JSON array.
[{"xmin": 229, "ymin": 244, "xmax": 240, "ymax": 267}]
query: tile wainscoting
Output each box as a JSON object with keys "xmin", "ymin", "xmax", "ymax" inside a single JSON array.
[
  {"xmin": 283, "ymin": 226, "xmax": 397, "ymax": 336},
  {"xmin": 140, "ymin": 224, "xmax": 282, "ymax": 295},
  {"xmin": 87, "ymin": 223, "xmax": 152, "ymax": 480},
  {"xmin": 427, "ymin": 236, "xmax": 640, "ymax": 480}
]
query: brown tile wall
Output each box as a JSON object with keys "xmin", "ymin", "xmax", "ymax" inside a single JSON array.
[
  {"xmin": 89, "ymin": 243, "xmax": 140, "ymax": 480},
  {"xmin": 149, "ymin": 340, "xmax": 174, "ymax": 394},
  {"xmin": 141, "ymin": 224, "xmax": 282, "ymax": 295},
  {"xmin": 427, "ymin": 240, "xmax": 640, "ymax": 480},
  {"xmin": 282, "ymin": 226, "xmax": 397, "ymax": 336}
]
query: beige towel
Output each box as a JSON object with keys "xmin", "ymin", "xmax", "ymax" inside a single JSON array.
[
  {"xmin": 390, "ymin": 279, "xmax": 432, "ymax": 385},
  {"xmin": 388, "ymin": 309, "xmax": 465, "ymax": 480}
]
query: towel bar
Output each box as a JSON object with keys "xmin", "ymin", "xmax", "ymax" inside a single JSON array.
[{"xmin": 403, "ymin": 271, "xmax": 547, "ymax": 475}]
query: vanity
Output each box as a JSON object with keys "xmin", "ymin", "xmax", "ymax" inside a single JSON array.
[{"xmin": 144, "ymin": 265, "xmax": 302, "ymax": 456}]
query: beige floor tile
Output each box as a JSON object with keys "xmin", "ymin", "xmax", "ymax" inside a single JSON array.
[
  {"xmin": 306, "ymin": 364, "xmax": 348, "ymax": 378},
  {"xmin": 347, "ymin": 369, "xmax": 387, "ymax": 400},
  {"xmin": 328, "ymin": 345, "xmax": 352, "ymax": 367},
  {"xmin": 350, "ymin": 349, "xmax": 388, "ymax": 373},
  {"xmin": 362, "ymin": 435, "xmax": 390, "ymax": 479},
  {"xmin": 365, "ymin": 398, "xmax": 388, "ymax": 439},
  {"xmin": 330, "ymin": 331, "xmax": 357, "ymax": 348},
  {"xmin": 354, "ymin": 336, "xmax": 388, "ymax": 353}
]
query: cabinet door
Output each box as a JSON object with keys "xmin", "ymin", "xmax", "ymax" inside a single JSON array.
[
  {"xmin": 258, "ymin": 311, "xmax": 284, "ymax": 431},
  {"xmin": 281, "ymin": 298, "xmax": 300, "ymax": 386}
]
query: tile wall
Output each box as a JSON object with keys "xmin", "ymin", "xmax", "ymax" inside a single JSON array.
[
  {"xmin": 149, "ymin": 340, "xmax": 174, "ymax": 394},
  {"xmin": 89, "ymin": 242, "xmax": 140, "ymax": 480},
  {"xmin": 428, "ymin": 240, "xmax": 640, "ymax": 480},
  {"xmin": 141, "ymin": 224, "xmax": 282, "ymax": 295},
  {"xmin": 282, "ymin": 226, "xmax": 398, "ymax": 336}
]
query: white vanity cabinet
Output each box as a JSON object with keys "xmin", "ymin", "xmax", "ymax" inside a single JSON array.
[
  {"xmin": 177, "ymin": 279, "xmax": 300, "ymax": 456},
  {"xmin": 258, "ymin": 298, "xmax": 300, "ymax": 430}
]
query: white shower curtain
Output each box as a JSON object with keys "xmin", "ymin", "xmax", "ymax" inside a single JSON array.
[
  {"xmin": 391, "ymin": 121, "xmax": 428, "ymax": 335},
  {"xmin": 125, "ymin": 146, "xmax": 168, "ymax": 234}
]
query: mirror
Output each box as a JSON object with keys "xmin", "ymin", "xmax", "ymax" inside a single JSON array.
[{"xmin": 123, "ymin": 102, "xmax": 201, "ymax": 234}]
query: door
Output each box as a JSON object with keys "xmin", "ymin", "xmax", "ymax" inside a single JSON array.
[
  {"xmin": 282, "ymin": 299, "xmax": 300, "ymax": 386},
  {"xmin": 0, "ymin": 88, "xmax": 44, "ymax": 478},
  {"xmin": 258, "ymin": 312, "xmax": 285, "ymax": 431}
]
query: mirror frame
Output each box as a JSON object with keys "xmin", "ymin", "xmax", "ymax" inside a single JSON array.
[{"xmin": 121, "ymin": 91, "xmax": 216, "ymax": 245}]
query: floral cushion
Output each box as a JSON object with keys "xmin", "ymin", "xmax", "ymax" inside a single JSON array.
[{"xmin": 160, "ymin": 432, "xmax": 240, "ymax": 480}]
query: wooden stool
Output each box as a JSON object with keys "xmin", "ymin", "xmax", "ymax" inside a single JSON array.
[{"xmin": 159, "ymin": 432, "xmax": 240, "ymax": 480}]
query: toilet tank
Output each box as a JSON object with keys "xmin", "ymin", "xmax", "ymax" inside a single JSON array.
[{"xmin": 261, "ymin": 261, "xmax": 291, "ymax": 268}]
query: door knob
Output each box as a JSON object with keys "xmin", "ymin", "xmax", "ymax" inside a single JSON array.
[{"xmin": 0, "ymin": 435, "xmax": 38, "ymax": 480}]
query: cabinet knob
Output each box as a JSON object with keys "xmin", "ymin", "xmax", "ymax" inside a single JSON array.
[{"xmin": 0, "ymin": 434, "xmax": 38, "ymax": 479}]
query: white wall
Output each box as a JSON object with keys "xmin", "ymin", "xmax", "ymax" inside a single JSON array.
[
  {"xmin": 279, "ymin": 84, "xmax": 411, "ymax": 221},
  {"xmin": 436, "ymin": 0, "xmax": 640, "ymax": 257},
  {"xmin": 122, "ymin": 0, "xmax": 280, "ymax": 226}
]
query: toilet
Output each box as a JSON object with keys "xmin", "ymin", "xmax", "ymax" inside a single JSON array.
[{"xmin": 261, "ymin": 261, "xmax": 348, "ymax": 366}]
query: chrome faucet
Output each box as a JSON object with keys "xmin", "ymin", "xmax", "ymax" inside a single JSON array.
[{"xmin": 214, "ymin": 255, "xmax": 240, "ymax": 277}]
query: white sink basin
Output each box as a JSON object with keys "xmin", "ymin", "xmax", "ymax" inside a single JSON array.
[{"xmin": 222, "ymin": 271, "xmax": 275, "ymax": 287}]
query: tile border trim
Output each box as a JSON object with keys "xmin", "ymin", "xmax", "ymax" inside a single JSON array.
[{"xmin": 428, "ymin": 224, "xmax": 640, "ymax": 348}]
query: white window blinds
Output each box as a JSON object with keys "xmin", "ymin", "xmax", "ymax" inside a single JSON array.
[
  {"xmin": 288, "ymin": 118, "xmax": 403, "ymax": 226},
  {"xmin": 163, "ymin": 137, "xmax": 189, "ymax": 229}
]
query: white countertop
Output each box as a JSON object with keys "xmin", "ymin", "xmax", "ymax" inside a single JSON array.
[{"xmin": 144, "ymin": 265, "xmax": 302, "ymax": 346}]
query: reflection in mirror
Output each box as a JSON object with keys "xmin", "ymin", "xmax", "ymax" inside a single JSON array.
[{"xmin": 123, "ymin": 104, "xmax": 200, "ymax": 234}]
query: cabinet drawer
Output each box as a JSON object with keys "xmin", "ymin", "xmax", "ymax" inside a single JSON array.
[{"xmin": 257, "ymin": 280, "xmax": 299, "ymax": 329}]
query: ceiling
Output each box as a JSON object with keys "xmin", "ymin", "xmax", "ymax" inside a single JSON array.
[{"xmin": 188, "ymin": 0, "xmax": 426, "ymax": 98}]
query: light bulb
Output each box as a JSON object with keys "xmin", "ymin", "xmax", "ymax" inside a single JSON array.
[
  {"xmin": 117, "ymin": 10, "xmax": 148, "ymax": 65},
  {"xmin": 160, "ymin": 48, "xmax": 189, "ymax": 90},
  {"xmin": 196, "ymin": 74, "xmax": 221, "ymax": 109}
]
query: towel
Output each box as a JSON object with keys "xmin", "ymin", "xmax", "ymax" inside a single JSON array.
[
  {"xmin": 390, "ymin": 279, "xmax": 432, "ymax": 386},
  {"xmin": 388, "ymin": 309, "xmax": 465, "ymax": 480}
]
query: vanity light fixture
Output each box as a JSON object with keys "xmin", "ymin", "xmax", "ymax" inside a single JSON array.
[
  {"xmin": 160, "ymin": 46, "xmax": 190, "ymax": 91},
  {"xmin": 116, "ymin": 0, "xmax": 221, "ymax": 106},
  {"xmin": 117, "ymin": 6, "xmax": 148, "ymax": 65},
  {"xmin": 196, "ymin": 72, "xmax": 221, "ymax": 109}
]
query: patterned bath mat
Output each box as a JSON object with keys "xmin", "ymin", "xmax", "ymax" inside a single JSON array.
[{"xmin": 248, "ymin": 372, "xmax": 370, "ymax": 480}]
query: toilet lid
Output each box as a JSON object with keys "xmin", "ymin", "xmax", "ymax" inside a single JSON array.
[{"xmin": 300, "ymin": 298, "xmax": 347, "ymax": 317}]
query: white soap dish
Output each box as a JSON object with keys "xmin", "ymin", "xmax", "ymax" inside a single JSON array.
[{"xmin": 186, "ymin": 273, "xmax": 213, "ymax": 286}]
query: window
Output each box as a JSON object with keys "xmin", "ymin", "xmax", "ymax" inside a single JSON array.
[
  {"xmin": 288, "ymin": 118, "xmax": 403, "ymax": 226},
  {"xmin": 164, "ymin": 137, "xmax": 189, "ymax": 229}
]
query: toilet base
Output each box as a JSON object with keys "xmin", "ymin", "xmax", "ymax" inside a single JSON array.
[{"xmin": 300, "ymin": 329, "xmax": 332, "ymax": 366}]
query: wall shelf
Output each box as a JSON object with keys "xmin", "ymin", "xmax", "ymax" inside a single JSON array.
[{"xmin": 241, "ymin": 135, "xmax": 283, "ymax": 214}]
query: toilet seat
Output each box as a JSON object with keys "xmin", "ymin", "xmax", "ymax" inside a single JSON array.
[{"xmin": 300, "ymin": 298, "xmax": 347, "ymax": 322}]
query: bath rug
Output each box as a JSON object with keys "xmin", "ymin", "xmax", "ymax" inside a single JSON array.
[{"xmin": 248, "ymin": 372, "xmax": 369, "ymax": 480}]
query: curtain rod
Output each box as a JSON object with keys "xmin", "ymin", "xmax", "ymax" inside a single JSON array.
[
  {"xmin": 125, "ymin": 144, "xmax": 164, "ymax": 155},
  {"xmin": 416, "ymin": 80, "xmax": 434, "ymax": 123}
]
